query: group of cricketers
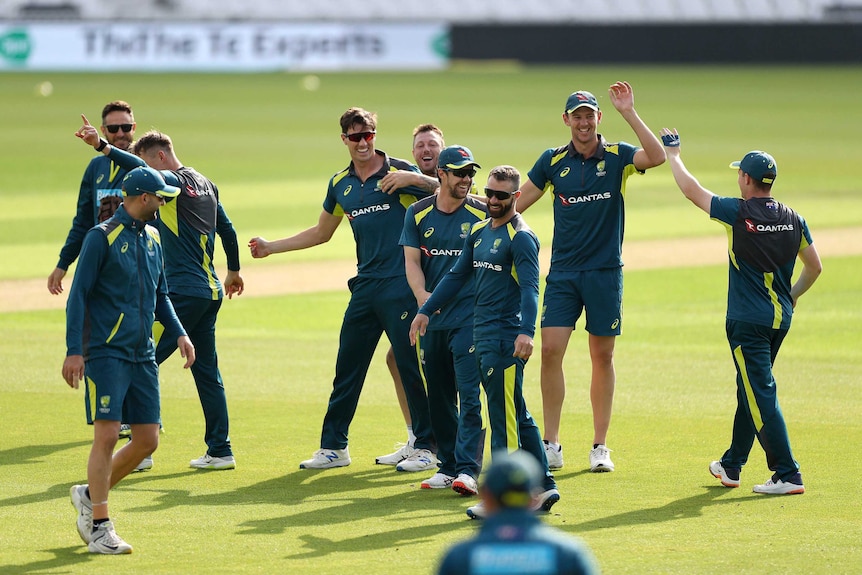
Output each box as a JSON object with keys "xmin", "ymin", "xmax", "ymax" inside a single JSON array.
[{"xmin": 59, "ymin": 80, "xmax": 821, "ymax": 555}]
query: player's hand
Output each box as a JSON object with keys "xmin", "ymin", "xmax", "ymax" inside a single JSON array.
[
  {"xmin": 177, "ymin": 336, "xmax": 196, "ymax": 369},
  {"xmin": 608, "ymin": 81, "xmax": 634, "ymax": 113},
  {"xmin": 513, "ymin": 334, "xmax": 534, "ymax": 360},
  {"xmin": 409, "ymin": 313, "xmax": 430, "ymax": 346},
  {"xmin": 48, "ymin": 267, "xmax": 67, "ymax": 295},
  {"xmin": 75, "ymin": 114, "xmax": 101, "ymax": 147},
  {"xmin": 224, "ymin": 270, "xmax": 244, "ymax": 299},
  {"xmin": 659, "ymin": 128, "xmax": 681, "ymax": 157},
  {"xmin": 248, "ymin": 237, "xmax": 271, "ymax": 258},
  {"xmin": 62, "ymin": 355, "xmax": 85, "ymax": 389},
  {"xmin": 378, "ymin": 171, "xmax": 419, "ymax": 195}
]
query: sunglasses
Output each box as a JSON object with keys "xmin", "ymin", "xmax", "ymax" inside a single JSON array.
[
  {"xmin": 104, "ymin": 124, "xmax": 134, "ymax": 134},
  {"xmin": 445, "ymin": 167, "xmax": 477, "ymax": 179},
  {"xmin": 484, "ymin": 187, "xmax": 514, "ymax": 200},
  {"xmin": 343, "ymin": 131, "xmax": 376, "ymax": 143}
]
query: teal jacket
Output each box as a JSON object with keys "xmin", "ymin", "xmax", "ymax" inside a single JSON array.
[{"xmin": 65, "ymin": 204, "xmax": 185, "ymax": 362}]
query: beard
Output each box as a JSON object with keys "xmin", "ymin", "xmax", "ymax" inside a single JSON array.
[{"xmin": 489, "ymin": 200, "xmax": 514, "ymax": 218}]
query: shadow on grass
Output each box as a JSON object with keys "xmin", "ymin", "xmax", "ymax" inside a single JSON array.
[
  {"xmin": 0, "ymin": 547, "xmax": 89, "ymax": 575},
  {"xmin": 560, "ymin": 485, "xmax": 765, "ymax": 534},
  {"xmin": 0, "ymin": 440, "xmax": 91, "ymax": 467}
]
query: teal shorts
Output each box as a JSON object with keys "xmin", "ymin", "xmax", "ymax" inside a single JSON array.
[
  {"xmin": 540, "ymin": 268, "xmax": 623, "ymax": 336},
  {"xmin": 84, "ymin": 357, "xmax": 160, "ymax": 424}
]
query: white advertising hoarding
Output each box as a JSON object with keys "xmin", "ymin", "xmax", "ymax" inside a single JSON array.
[{"xmin": 0, "ymin": 22, "xmax": 449, "ymax": 71}]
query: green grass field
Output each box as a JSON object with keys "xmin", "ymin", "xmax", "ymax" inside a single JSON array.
[{"xmin": 1, "ymin": 66, "xmax": 861, "ymax": 574}]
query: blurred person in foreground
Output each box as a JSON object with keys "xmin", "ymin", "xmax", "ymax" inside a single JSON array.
[
  {"xmin": 64, "ymin": 167, "xmax": 194, "ymax": 554},
  {"xmin": 661, "ymin": 128, "xmax": 821, "ymax": 494},
  {"xmin": 436, "ymin": 450, "xmax": 598, "ymax": 575},
  {"xmin": 517, "ymin": 82, "xmax": 666, "ymax": 473}
]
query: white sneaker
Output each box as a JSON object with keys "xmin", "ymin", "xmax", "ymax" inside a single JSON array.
[
  {"xmin": 88, "ymin": 520, "xmax": 133, "ymax": 554},
  {"xmin": 531, "ymin": 488, "xmax": 561, "ymax": 513},
  {"xmin": 709, "ymin": 461, "xmax": 740, "ymax": 488},
  {"xmin": 133, "ymin": 456, "xmax": 153, "ymax": 473},
  {"xmin": 396, "ymin": 449, "xmax": 439, "ymax": 472},
  {"xmin": 466, "ymin": 500, "xmax": 487, "ymax": 520},
  {"xmin": 452, "ymin": 473, "xmax": 478, "ymax": 496},
  {"xmin": 190, "ymin": 454, "xmax": 236, "ymax": 470},
  {"xmin": 70, "ymin": 484, "xmax": 92, "ymax": 544},
  {"xmin": 375, "ymin": 443, "xmax": 416, "ymax": 466},
  {"xmin": 299, "ymin": 448, "xmax": 351, "ymax": 469},
  {"xmin": 421, "ymin": 472, "xmax": 455, "ymax": 489},
  {"xmin": 753, "ymin": 474, "xmax": 805, "ymax": 495},
  {"xmin": 544, "ymin": 441, "xmax": 564, "ymax": 470},
  {"xmin": 589, "ymin": 444, "xmax": 614, "ymax": 472}
]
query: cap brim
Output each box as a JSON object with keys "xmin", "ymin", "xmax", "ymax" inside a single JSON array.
[
  {"xmin": 729, "ymin": 161, "xmax": 742, "ymax": 169},
  {"xmin": 442, "ymin": 161, "xmax": 481, "ymax": 169},
  {"xmin": 155, "ymin": 185, "xmax": 181, "ymax": 198},
  {"xmin": 566, "ymin": 104, "xmax": 599, "ymax": 113}
]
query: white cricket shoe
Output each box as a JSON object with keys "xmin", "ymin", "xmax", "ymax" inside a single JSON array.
[
  {"xmin": 753, "ymin": 474, "xmax": 805, "ymax": 495},
  {"xmin": 589, "ymin": 444, "xmax": 614, "ymax": 472},
  {"xmin": 544, "ymin": 441, "xmax": 564, "ymax": 470},
  {"xmin": 531, "ymin": 488, "xmax": 561, "ymax": 513},
  {"xmin": 299, "ymin": 448, "xmax": 351, "ymax": 469},
  {"xmin": 421, "ymin": 472, "xmax": 455, "ymax": 489},
  {"xmin": 452, "ymin": 473, "xmax": 478, "ymax": 496},
  {"xmin": 88, "ymin": 521, "xmax": 133, "ymax": 554},
  {"xmin": 375, "ymin": 443, "xmax": 416, "ymax": 466},
  {"xmin": 70, "ymin": 484, "xmax": 92, "ymax": 544},
  {"xmin": 396, "ymin": 449, "xmax": 439, "ymax": 472},
  {"xmin": 133, "ymin": 456, "xmax": 153, "ymax": 472},
  {"xmin": 190, "ymin": 454, "xmax": 236, "ymax": 470}
]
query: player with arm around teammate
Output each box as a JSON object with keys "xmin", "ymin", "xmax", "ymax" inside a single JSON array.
[
  {"xmin": 64, "ymin": 167, "xmax": 195, "ymax": 554},
  {"xmin": 411, "ymin": 165, "xmax": 560, "ymax": 519},
  {"xmin": 660, "ymin": 128, "xmax": 821, "ymax": 494},
  {"xmin": 399, "ymin": 145, "xmax": 488, "ymax": 492}
]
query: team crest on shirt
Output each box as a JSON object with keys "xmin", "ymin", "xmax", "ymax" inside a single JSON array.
[
  {"xmin": 460, "ymin": 222, "xmax": 471, "ymax": 238},
  {"xmin": 596, "ymin": 160, "xmax": 607, "ymax": 177},
  {"xmin": 424, "ymin": 227, "xmax": 435, "ymax": 238},
  {"xmin": 99, "ymin": 395, "xmax": 111, "ymax": 414},
  {"xmin": 147, "ymin": 237, "xmax": 156, "ymax": 256},
  {"xmin": 490, "ymin": 238, "xmax": 502, "ymax": 254}
]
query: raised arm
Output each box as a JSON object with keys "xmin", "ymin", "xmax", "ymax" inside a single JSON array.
[
  {"xmin": 515, "ymin": 178, "xmax": 545, "ymax": 214},
  {"xmin": 660, "ymin": 128, "xmax": 714, "ymax": 214},
  {"xmin": 609, "ymin": 81, "xmax": 666, "ymax": 171}
]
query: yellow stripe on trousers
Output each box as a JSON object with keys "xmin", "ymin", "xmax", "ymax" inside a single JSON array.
[{"xmin": 733, "ymin": 345, "xmax": 764, "ymax": 431}]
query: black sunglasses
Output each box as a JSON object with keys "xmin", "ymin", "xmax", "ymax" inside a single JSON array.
[
  {"xmin": 445, "ymin": 167, "xmax": 476, "ymax": 178},
  {"xmin": 104, "ymin": 123, "xmax": 134, "ymax": 134},
  {"xmin": 484, "ymin": 187, "xmax": 514, "ymax": 200},
  {"xmin": 343, "ymin": 131, "xmax": 376, "ymax": 143}
]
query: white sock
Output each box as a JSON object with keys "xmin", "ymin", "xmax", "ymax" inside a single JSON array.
[{"xmin": 406, "ymin": 426, "xmax": 416, "ymax": 447}]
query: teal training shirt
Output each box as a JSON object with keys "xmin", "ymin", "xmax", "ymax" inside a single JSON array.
[
  {"xmin": 400, "ymin": 195, "xmax": 488, "ymax": 331},
  {"xmin": 710, "ymin": 195, "xmax": 813, "ymax": 330},
  {"xmin": 57, "ymin": 155, "xmax": 128, "ymax": 270},
  {"xmin": 420, "ymin": 213, "xmax": 540, "ymax": 342},
  {"xmin": 324, "ymin": 150, "xmax": 432, "ymax": 279},
  {"xmin": 526, "ymin": 136, "xmax": 640, "ymax": 272},
  {"xmin": 106, "ymin": 148, "xmax": 241, "ymax": 300}
]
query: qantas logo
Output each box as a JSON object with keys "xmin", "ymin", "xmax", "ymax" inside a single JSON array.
[
  {"xmin": 474, "ymin": 260, "xmax": 502, "ymax": 272},
  {"xmin": 421, "ymin": 247, "xmax": 462, "ymax": 258},
  {"xmin": 745, "ymin": 219, "xmax": 794, "ymax": 233},
  {"xmin": 346, "ymin": 204, "xmax": 390, "ymax": 220},
  {"xmin": 560, "ymin": 191, "xmax": 611, "ymax": 206}
]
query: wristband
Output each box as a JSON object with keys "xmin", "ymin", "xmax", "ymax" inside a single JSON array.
[{"xmin": 95, "ymin": 138, "xmax": 108, "ymax": 152}]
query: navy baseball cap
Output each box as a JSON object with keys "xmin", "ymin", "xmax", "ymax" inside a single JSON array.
[
  {"xmin": 730, "ymin": 151, "xmax": 778, "ymax": 184},
  {"xmin": 438, "ymin": 145, "xmax": 481, "ymax": 170},
  {"xmin": 483, "ymin": 450, "xmax": 542, "ymax": 508},
  {"xmin": 122, "ymin": 166, "xmax": 180, "ymax": 198},
  {"xmin": 565, "ymin": 90, "xmax": 599, "ymax": 113}
]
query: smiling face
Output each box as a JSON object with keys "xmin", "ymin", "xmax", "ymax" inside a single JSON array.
[
  {"xmin": 342, "ymin": 122, "xmax": 376, "ymax": 164},
  {"xmin": 101, "ymin": 109, "xmax": 136, "ymax": 151},
  {"xmin": 484, "ymin": 176, "xmax": 518, "ymax": 220},
  {"xmin": 563, "ymin": 107, "xmax": 601, "ymax": 147},
  {"xmin": 439, "ymin": 166, "xmax": 475, "ymax": 200},
  {"xmin": 412, "ymin": 129, "xmax": 444, "ymax": 176}
]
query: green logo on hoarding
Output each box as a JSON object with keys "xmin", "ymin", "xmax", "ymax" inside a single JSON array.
[
  {"xmin": 0, "ymin": 29, "xmax": 32, "ymax": 65},
  {"xmin": 431, "ymin": 31, "xmax": 450, "ymax": 59}
]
